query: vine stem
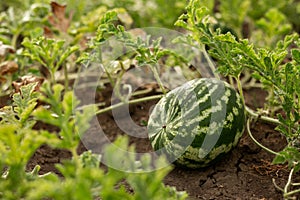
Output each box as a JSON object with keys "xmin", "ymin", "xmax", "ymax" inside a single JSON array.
[
  {"xmin": 150, "ymin": 64, "xmax": 166, "ymax": 94},
  {"xmin": 75, "ymin": 88, "xmax": 162, "ymax": 111},
  {"xmin": 284, "ymin": 167, "xmax": 295, "ymax": 196},
  {"xmin": 76, "ymin": 102, "xmax": 106, "ymax": 111},
  {"xmin": 11, "ymin": 29, "xmax": 21, "ymax": 49},
  {"xmin": 70, "ymin": 147, "xmax": 81, "ymax": 170},
  {"xmin": 285, "ymin": 189, "xmax": 300, "ymax": 198},
  {"xmin": 245, "ymin": 106, "xmax": 281, "ymax": 125},
  {"xmin": 95, "ymin": 94, "xmax": 163, "ymax": 115},
  {"xmin": 272, "ymin": 178, "xmax": 284, "ymax": 192},
  {"xmin": 235, "ymin": 76, "xmax": 245, "ymax": 107},
  {"xmin": 246, "ymin": 119, "xmax": 280, "ymax": 156},
  {"xmin": 202, "ymin": 47, "xmax": 220, "ymax": 80},
  {"xmin": 64, "ymin": 65, "xmax": 69, "ymax": 90}
]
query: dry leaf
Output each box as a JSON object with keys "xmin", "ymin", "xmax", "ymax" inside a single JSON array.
[
  {"xmin": 43, "ymin": 26, "xmax": 54, "ymax": 38},
  {"xmin": 12, "ymin": 75, "xmax": 44, "ymax": 93},
  {"xmin": 0, "ymin": 61, "xmax": 18, "ymax": 76},
  {"xmin": 48, "ymin": 1, "xmax": 72, "ymax": 33},
  {"xmin": 0, "ymin": 42, "xmax": 15, "ymax": 57}
]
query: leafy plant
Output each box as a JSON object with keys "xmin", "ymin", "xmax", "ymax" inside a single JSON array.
[
  {"xmin": 176, "ymin": 0, "xmax": 300, "ymax": 198},
  {"xmin": 251, "ymin": 8, "xmax": 292, "ymax": 47},
  {"xmin": 0, "ymin": 80, "xmax": 187, "ymax": 199},
  {"xmin": 79, "ymin": 10, "xmax": 196, "ymax": 105},
  {"xmin": 2, "ymin": 0, "xmax": 300, "ymax": 199},
  {"xmin": 98, "ymin": 0, "xmax": 186, "ymax": 28},
  {"xmin": 0, "ymin": 83, "xmax": 58, "ymax": 199},
  {"xmin": 22, "ymin": 36, "xmax": 79, "ymax": 87},
  {"xmin": 0, "ymin": 3, "xmax": 50, "ymax": 47}
]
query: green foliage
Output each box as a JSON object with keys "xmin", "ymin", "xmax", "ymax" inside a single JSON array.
[
  {"xmin": 27, "ymin": 136, "xmax": 186, "ymax": 200},
  {"xmin": 252, "ymin": 8, "xmax": 292, "ymax": 47},
  {"xmin": 248, "ymin": 0, "xmax": 292, "ymax": 20},
  {"xmin": 81, "ymin": 10, "xmax": 190, "ymax": 99},
  {"xmin": 2, "ymin": 0, "xmax": 300, "ymax": 198},
  {"xmin": 99, "ymin": 0, "xmax": 186, "ymax": 28},
  {"xmin": 176, "ymin": 0, "xmax": 294, "ymax": 48},
  {"xmin": 177, "ymin": 0, "xmax": 300, "ymax": 197},
  {"xmin": 0, "ymin": 83, "xmax": 39, "ymax": 128},
  {"xmin": 273, "ymin": 146, "xmax": 300, "ymax": 172},
  {"xmin": 0, "ymin": 83, "xmax": 58, "ymax": 200},
  {"xmin": 0, "ymin": 81, "xmax": 187, "ymax": 199},
  {"xmin": 22, "ymin": 36, "xmax": 79, "ymax": 84},
  {"xmin": 0, "ymin": 3, "xmax": 50, "ymax": 47},
  {"xmin": 101, "ymin": 136, "xmax": 188, "ymax": 200},
  {"xmin": 34, "ymin": 82, "xmax": 95, "ymax": 151},
  {"xmin": 218, "ymin": 0, "xmax": 250, "ymax": 38}
]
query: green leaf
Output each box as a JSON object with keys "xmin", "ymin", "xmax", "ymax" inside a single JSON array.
[
  {"xmin": 174, "ymin": 19, "xmax": 188, "ymax": 29},
  {"xmin": 75, "ymin": 105, "xmax": 96, "ymax": 137},
  {"xmin": 195, "ymin": 7, "xmax": 209, "ymax": 22},
  {"xmin": 79, "ymin": 151, "xmax": 101, "ymax": 169},
  {"xmin": 273, "ymin": 146, "xmax": 300, "ymax": 170},
  {"xmin": 292, "ymin": 49, "xmax": 300, "ymax": 64},
  {"xmin": 33, "ymin": 107, "xmax": 60, "ymax": 127},
  {"xmin": 272, "ymin": 154, "xmax": 286, "ymax": 164},
  {"xmin": 57, "ymin": 45, "xmax": 79, "ymax": 68},
  {"xmin": 62, "ymin": 91, "xmax": 76, "ymax": 118}
]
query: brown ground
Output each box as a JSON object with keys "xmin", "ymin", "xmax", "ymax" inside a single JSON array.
[{"xmin": 25, "ymin": 86, "xmax": 298, "ymax": 199}]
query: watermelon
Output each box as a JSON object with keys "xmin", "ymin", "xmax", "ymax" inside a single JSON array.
[{"xmin": 147, "ymin": 78, "xmax": 245, "ymax": 168}]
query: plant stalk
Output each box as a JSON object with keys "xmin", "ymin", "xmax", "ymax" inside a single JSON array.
[
  {"xmin": 235, "ymin": 75, "xmax": 245, "ymax": 107},
  {"xmin": 64, "ymin": 64, "xmax": 69, "ymax": 90},
  {"xmin": 284, "ymin": 167, "xmax": 295, "ymax": 196},
  {"xmin": 150, "ymin": 64, "xmax": 166, "ymax": 94},
  {"xmin": 245, "ymin": 106, "xmax": 281, "ymax": 125},
  {"xmin": 246, "ymin": 119, "xmax": 280, "ymax": 156},
  {"xmin": 95, "ymin": 94, "xmax": 163, "ymax": 115},
  {"xmin": 202, "ymin": 47, "xmax": 219, "ymax": 80}
]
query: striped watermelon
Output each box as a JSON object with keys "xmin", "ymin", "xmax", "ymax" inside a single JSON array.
[{"xmin": 147, "ymin": 78, "xmax": 245, "ymax": 168}]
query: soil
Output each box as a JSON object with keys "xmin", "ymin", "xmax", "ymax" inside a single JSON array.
[{"xmin": 25, "ymin": 86, "xmax": 298, "ymax": 200}]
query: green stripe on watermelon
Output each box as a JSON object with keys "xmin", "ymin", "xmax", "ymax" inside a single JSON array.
[{"xmin": 147, "ymin": 78, "xmax": 245, "ymax": 168}]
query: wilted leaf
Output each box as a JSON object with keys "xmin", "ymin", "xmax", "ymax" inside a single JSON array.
[
  {"xmin": 12, "ymin": 75, "xmax": 44, "ymax": 93},
  {"xmin": 0, "ymin": 61, "xmax": 18, "ymax": 76},
  {"xmin": 0, "ymin": 42, "xmax": 15, "ymax": 57},
  {"xmin": 48, "ymin": 1, "xmax": 72, "ymax": 33},
  {"xmin": 43, "ymin": 26, "xmax": 54, "ymax": 38}
]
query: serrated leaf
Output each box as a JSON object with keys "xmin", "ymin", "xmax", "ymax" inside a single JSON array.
[
  {"xmin": 57, "ymin": 45, "xmax": 79, "ymax": 67},
  {"xmin": 79, "ymin": 151, "xmax": 101, "ymax": 168},
  {"xmin": 33, "ymin": 107, "xmax": 60, "ymax": 127},
  {"xmin": 292, "ymin": 49, "xmax": 300, "ymax": 64},
  {"xmin": 263, "ymin": 57, "xmax": 272, "ymax": 71},
  {"xmin": 62, "ymin": 91, "xmax": 76, "ymax": 118},
  {"xmin": 19, "ymin": 101, "xmax": 37, "ymax": 127},
  {"xmin": 214, "ymin": 32, "xmax": 237, "ymax": 43},
  {"xmin": 195, "ymin": 7, "xmax": 209, "ymax": 22}
]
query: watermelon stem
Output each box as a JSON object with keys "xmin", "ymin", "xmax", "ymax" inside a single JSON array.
[
  {"xmin": 202, "ymin": 47, "xmax": 220, "ymax": 80},
  {"xmin": 246, "ymin": 119, "xmax": 280, "ymax": 156},
  {"xmin": 149, "ymin": 64, "xmax": 167, "ymax": 94},
  {"xmin": 245, "ymin": 106, "xmax": 281, "ymax": 125},
  {"xmin": 235, "ymin": 75, "xmax": 245, "ymax": 107},
  {"xmin": 95, "ymin": 94, "xmax": 163, "ymax": 115},
  {"xmin": 284, "ymin": 167, "xmax": 295, "ymax": 196},
  {"xmin": 272, "ymin": 178, "xmax": 284, "ymax": 192}
]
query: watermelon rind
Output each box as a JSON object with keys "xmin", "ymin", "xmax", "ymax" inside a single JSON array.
[{"xmin": 147, "ymin": 78, "xmax": 245, "ymax": 168}]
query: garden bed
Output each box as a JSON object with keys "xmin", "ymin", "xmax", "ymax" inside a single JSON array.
[
  {"xmin": 25, "ymin": 87, "xmax": 296, "ymax": 199},
  {"xmin": 1, "ymin": 0, "xmax": 300, "ymax": 199}
]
